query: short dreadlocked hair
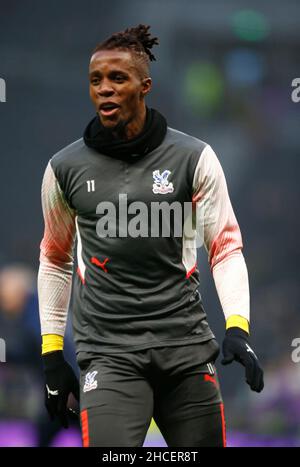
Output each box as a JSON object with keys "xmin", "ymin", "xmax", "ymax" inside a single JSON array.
[{"xmin": 91, "ymin": 24, "xmax": 159, "ymax": 78}]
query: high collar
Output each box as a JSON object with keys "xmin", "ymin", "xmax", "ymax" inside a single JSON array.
[{"xmin": 83, "ymin": 107, "xmax": 167, "ymax": 160}]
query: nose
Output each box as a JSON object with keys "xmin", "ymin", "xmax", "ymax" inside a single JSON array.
[{"xmin": 97, "ymin": 79, "xmax": 115, "ymax": 97}]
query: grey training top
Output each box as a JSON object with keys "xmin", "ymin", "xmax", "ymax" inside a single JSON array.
[{"xmin": 38, "ymin": 127, "xmax": 249, "ymax": 362}]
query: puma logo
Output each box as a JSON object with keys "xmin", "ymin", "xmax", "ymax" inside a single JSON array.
[
  {"xmin": 91, "ymin": 256, "xmax": 109, "ymax": 273},
  {"xmin": 204, "ymin": 374, "xmax": 217, "ymax": 386},
  {"xmin": 46, "ymin": 384, "xmax": 59, "ymax": 398},
  {"xmin": 246, "ymin": 343, "xmax": 258, "ymax": 359}
]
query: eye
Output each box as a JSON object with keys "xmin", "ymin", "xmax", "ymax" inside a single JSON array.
[
  {"xmin": 91, "ymin": 77, "xmax": 100, "ymax": 85},
  {"xmin": 114, "ymin": 74, "xmax": 126, "ymax": 82}
]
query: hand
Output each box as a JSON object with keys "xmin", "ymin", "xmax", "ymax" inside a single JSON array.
[
  {"xmin": 221, "ymin": 327, "xmax": 264, "ymax": 392},
  {"xmin": 43, "ymin": 351, "xmax": 80, "ymax": 428}
]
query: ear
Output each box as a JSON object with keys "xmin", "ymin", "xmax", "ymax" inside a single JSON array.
[{"xmin": 140, "ymin": 77, "xmax": 152, "ymax": 97}]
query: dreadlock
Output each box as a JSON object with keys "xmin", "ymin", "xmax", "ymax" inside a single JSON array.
[{"xmin": 92, "ymin": 24, "xmax": 159, "ymax": 77}]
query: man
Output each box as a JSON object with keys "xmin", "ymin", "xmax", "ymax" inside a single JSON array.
[{"xmin": 38, "ymin": 24, "xmax": 264, "ymax": 447}]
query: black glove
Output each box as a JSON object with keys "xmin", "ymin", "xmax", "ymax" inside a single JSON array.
[
  {"xmin": 221, "ymin": 327, "xmax": 264, "ymax": 393},
  {"xmin": 43, "ymin": 350, "xmax": 80, "ymax": 428}
]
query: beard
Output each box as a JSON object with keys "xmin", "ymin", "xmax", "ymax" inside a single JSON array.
[
  {"xmin": 100, "ymin": 115, "xmax": 132, "ymax": 141},
  {"xmin": 110, "ymin": 118, "xmax": 128, "ymax": 140}
]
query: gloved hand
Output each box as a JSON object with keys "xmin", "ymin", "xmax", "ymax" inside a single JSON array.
[
  {"xmin": 43, "ymin": 350, "xmax": 80, "ymax": 428},
  {"xmin": 221, "ymin": 327, "xmax": 264, "ymax": 393}
]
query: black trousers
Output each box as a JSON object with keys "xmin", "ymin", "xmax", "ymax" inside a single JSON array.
[{"xmin": 79, "ymin": 341, "xmax": 226, "ymax": 447}]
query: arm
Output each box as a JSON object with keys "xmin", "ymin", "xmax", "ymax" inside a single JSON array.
[
  {"xmin": 38, "ymin": 161, "xmax": 79, "ymax": 426},
  {"xmin": 193, "ymin": 145, "xmax": 263, "ymax": 392},
  {"xmin": 38, "ymin": 161, "xmax": 76, "ymax": 353},
  {"xmin": 192, "ymin": 144, "xmax": 249, "ymax": 332}
]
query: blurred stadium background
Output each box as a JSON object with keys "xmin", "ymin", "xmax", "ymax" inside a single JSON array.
[{"xmin": 0, "ymin": 0, "xmax": 299, "ymax": 447}]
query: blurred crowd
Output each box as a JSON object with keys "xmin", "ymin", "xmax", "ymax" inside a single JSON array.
[{"xmin": 0, "ymin": 264, "xmax": 80, "ymax": 446}]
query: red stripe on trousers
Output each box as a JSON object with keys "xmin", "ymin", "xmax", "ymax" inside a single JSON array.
[
  {"xmin": 220, "ymin": 403, "xmax": 226, "ymax": 447},
  {"xmin": 81, "ymin": 409, "xmax": 89, "ymax": 447}
]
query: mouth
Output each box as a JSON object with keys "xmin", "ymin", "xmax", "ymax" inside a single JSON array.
[{"xmin": 99, "ymin": 102, "xmax": 120, "ymax": 117}]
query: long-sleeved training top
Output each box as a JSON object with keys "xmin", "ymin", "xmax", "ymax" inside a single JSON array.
[{"xmin": 38, "ymin": 127, "xmax": 250, "ymax": 358}]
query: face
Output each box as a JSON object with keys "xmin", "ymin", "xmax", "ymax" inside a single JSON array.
[{"xmin": 89, "ymin": 49, "xmax": 152, "ymax": 131}]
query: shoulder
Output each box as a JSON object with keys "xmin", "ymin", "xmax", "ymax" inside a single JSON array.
[
  {"xmin": 48, "ymin": 138, "xmax": 92, "ymax": 200},
  {"xmin": 166, "ymin": 129, "xmax": 221, "ymax": 170},
  {"xmin": 165, "ymin": 127, "xmax": 208, "ymax": 155},
  {"xmin": 50, "ymin": 138, "xmax": 87, "ymax": 171}
]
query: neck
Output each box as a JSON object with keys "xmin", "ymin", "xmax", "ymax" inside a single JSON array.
[{"xmin": 111, "ymin": 105, "xmax": 147, "ymax": 141}]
